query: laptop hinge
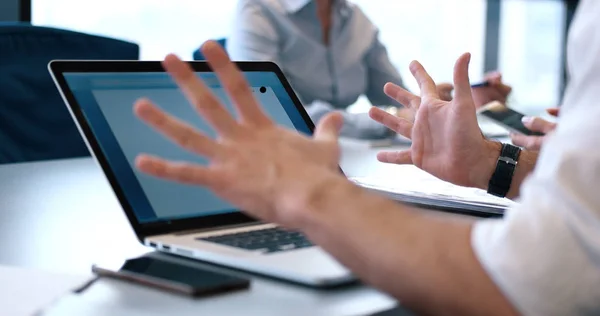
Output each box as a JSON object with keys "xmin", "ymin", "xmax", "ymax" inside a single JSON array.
[{"xmin": 172, "ymin": 222, "xmax": 270, "ymax": 236}]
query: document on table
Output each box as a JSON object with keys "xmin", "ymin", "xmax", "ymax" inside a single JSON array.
[{"xmin": 350, "ymin": 166, "xmax": 517, "ymax": 215}]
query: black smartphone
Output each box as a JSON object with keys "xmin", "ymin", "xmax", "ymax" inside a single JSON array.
[
  {"xmin": 477, "ymin": 101, "xmax": 544, "ymax": 136},
  {"xmin": 92, "ymin": 257, "xmax": 250, "ymax": 297}
]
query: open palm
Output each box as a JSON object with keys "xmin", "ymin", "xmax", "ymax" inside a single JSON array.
[
  {"xmin": 133, "ymin": 42, "xmax": 345, "ymax": 228},
  {"xmin": 369, "ymin": 53, "xmax": 500, "ymax": 189}
]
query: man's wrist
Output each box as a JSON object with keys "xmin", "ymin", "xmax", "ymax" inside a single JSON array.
[
  {"xmin": 276, "ymin": 171, "xmax": 351, "ymax": 230},
  {"xmin": 473, "ymin": 140, "xmax": 503, "ymax": 190}
]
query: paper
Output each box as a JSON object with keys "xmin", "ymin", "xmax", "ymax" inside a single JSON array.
[
  {"xmin": 351, "ymin": 166, "xmax": 516, "ymax": 214},
  {"xmin": 0, "ymin": 265, "xmax": 91, "ymax": 316}
]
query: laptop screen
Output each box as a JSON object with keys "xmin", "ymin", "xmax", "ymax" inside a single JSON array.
[{"xmin": 63, "ymin": 71, "xmax": 311, "ymax": 224}]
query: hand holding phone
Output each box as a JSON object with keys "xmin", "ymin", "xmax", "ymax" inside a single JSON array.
[
  {"xmin": 92, "ymin": 257, "xmax": 250, "ymax": 298},
  {"xmin": 477, "ymin": 101, "xmax": 544, "ymax": 136}
]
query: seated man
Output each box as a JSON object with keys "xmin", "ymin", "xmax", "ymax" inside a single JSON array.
[
  {"xmin": 132, "ymin": 0, "xmax": 599, "ymax": 313},
  {"xmin": 227, "ymin": 0, "xmax": 510, "ymax": 139}
]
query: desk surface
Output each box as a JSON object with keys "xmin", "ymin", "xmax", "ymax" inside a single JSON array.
[
  {"xmin": 42, "ymin": 252, "xmax": 404, "ymax": 316},
  {"xmin": 0, "ymin": 140, "xmax": 394, "ymax": 272},
  {"xmin": 0, "ymin": 141, "xmax": 411, "ymax": 315}
]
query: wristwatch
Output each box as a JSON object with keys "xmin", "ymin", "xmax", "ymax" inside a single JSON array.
[{"xmin": 487, "ymin": 143, "xmax": 521, "ymax": 197}]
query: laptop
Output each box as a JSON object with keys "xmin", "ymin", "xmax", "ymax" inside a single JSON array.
[{"xmin": 48, "ymin": 60, "xmax": 354, "ymax": 287}]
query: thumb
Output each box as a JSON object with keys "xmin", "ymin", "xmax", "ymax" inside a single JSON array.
[
  {"xmin": 510, "ymin": 133, "xmax": 544, "ymax": 151},
  {"xmin": 521, "ymin": 117, "xmax": 556, "ymax": 134},
  {"xmin": 453, "ymin": 53, "xmax": 474, "ymax": 102},
  {"xmin": 314, "ymin": 111, "xmax": 343, "ymax": 142}
]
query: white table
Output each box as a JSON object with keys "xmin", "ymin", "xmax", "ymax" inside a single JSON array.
[
  {"xmin": 42, "ymin": 252, "xmax": 403, "ymax": 316},
  {"xmin": 0, "ymin": 265, "xmax": 89, "ymax": 316},
  {"xmin": 0, "ymin": 141, "xmax": 413, "ymax": 315},
  {"xmin": 0, "ymin": 140, "xmax": 399, "ymax": 273}
]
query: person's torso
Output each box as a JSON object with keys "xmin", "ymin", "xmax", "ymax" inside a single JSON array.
[
  {"xmin": 260, "ymin": 0, "xmax": 378, "ymax": 108},
  {"xmin": 562, "ymin": 0, "xmax": 599, "ymax": 114}
]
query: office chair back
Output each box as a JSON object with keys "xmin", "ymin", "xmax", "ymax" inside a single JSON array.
[
  {"xmin": 0, "ymin": 23, "xmax": 139, "ymax": 163},
  {"xmin": 193, "ymin": 38, "xmax": 226, "ymax": 60}
]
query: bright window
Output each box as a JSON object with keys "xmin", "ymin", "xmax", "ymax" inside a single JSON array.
[
  {"xmin": 33, "ymin": 0, "xmax": 486, "ymax": 84},
  {"xmin": 498, "ymin": 0, "xmax": 566, "ymax": 114},
  {"xmin": 32, "ymin": 0, "xmax": 238, "ymax": 60},
  {"xmin": 33, "ymin": 0, "xmax": 565, "ymax": 114},
  {"xmin": 349, "ymin": 0, "xmax": 486, "ymax": 111},
  {"xmin": 354, "ymin": 0, "xmax": 487, "ymax": 92}
]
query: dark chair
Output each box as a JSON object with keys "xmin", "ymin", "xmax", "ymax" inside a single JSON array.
[
  {"xmin": 0, "ymin": 23, "xmax": 139, "ymax": 164},
  {"xmin": 192, "ymin": 38, "xmax": 227, "ymax": 60}
]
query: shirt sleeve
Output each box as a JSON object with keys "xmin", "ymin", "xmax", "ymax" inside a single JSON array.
[
  {"xmin": 471, "ymin": 6, "xmax": 600, "ymax": 311},
  {"xmin": 363, "ymin": 31, "xmax": 405, "ymax": 106},
  {"xmin": 226, "ymin": 0, "xmax": 280, "ymax": 63}
]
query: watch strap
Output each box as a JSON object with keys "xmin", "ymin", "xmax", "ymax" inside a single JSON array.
[{"xmin": 487, "ymin": 143, "xmax": 521, "ymax": 197}]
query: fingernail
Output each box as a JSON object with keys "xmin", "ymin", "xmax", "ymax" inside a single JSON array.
[
  {"xmin": 409, "ymin": 61, "xmax": 419, "ymax": 73},
  {"xmin": 521, "ymin": 116, "xmax": 533, "ymax": 124},
  {"xmin": 384, "ymin": 83, "xmax": 400, "ymax": 95}
]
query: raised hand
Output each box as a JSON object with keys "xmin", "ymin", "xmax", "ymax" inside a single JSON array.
[
  {"xmin": 369, "ymin": 54, "xmax": 501, "ymax": 189},
  {"xmin": 134, "ymin": 41, "xmax": 344, "ymax": 228}
]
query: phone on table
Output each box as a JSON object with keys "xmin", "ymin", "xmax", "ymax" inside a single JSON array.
[
  {"xmin": 477, "ymin": 101, "xmax": 544, "ymax": 136},
  {"xmin": 92, "ymin": 257, "xmax": 250, "ymax": 297}
]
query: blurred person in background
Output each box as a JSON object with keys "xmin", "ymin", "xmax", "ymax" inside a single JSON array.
[{"xmin": 227, "ymin": 0, "xmax": 511, "ymax": 139}]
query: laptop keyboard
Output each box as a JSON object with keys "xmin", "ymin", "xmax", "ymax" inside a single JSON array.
[{"xmin": 197, "ymin": 227, "xmax": 314, "ymax": 254}]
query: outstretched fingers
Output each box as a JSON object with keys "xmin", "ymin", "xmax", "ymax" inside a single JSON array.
[
  {"xmin": 134, "ymin": 98, "xmax": 221, "ymax": 158},
  {"xmin": 200, "ymin": 41, "xmax": 272, "ymax": 126},
  {"xmin": 376, "ymin": 150, "xmax": 413, "ymax": 165},
  {"xmin": 452, "ymin": 53, "xmax": 474, "ymax": 104},
  {"xmin": 369, "ymin": 107, "xmax": 413, "ymax": 139},
  {"xmin": 409, "ymin": 61, "xmax": 439, "ymax": 99},
  {"xmin": 384, "ymin": 82, "xmax": 421, "ymax": 110},
  {"xmin": 162, "ymin": 53, "xmax": 241, "ymax": 137},
  {"xmin": 136, "ymin": 154, "xmax": 216, "ymax": 186}
]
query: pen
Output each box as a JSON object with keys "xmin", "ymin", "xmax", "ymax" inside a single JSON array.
[{"xmin": 471, "ymin": 81, "xmax": 490, "ymax": 88}]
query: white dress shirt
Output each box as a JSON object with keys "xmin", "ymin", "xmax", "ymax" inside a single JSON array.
[{"xmin": 473, "ymin": 0, "xmax": 600, "ymax": 314}]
